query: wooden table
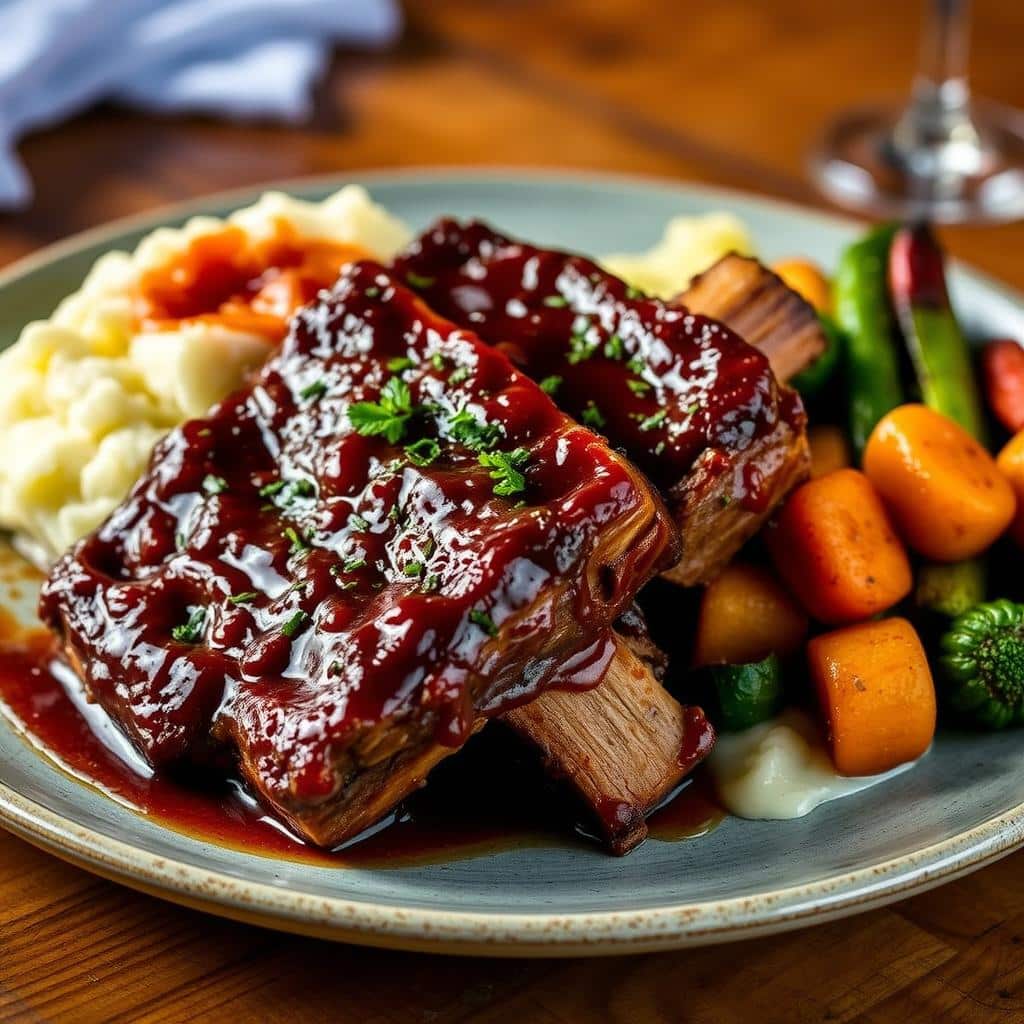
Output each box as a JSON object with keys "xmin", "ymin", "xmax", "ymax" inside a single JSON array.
[{"xmin": 2, "ymin": 2, "xmax": 1023, "ymax": 1020}]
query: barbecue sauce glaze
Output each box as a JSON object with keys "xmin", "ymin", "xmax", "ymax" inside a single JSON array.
[{"xmin": 395, "ymin": 219, "xmax": 806, "ymax": 509}]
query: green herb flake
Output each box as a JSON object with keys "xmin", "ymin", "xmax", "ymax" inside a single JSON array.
[
  {"xmin": 281, "ymin": 610, "xmax": 309, "ymax": 638},
  {"xmin": 365, "ymin": 286, "xmax": 380, "ymax": 298},
  {"xmin": 627, "ymin": 357, "xmax": 646, "ymax": 375},
  {"xmin": 405, "ymin": 271, "xmax": 435, "ymax": 289},
  {"xmin": 542, "ymin": 295, "xmax": 569, "ymax": 308},
  {"xmin": 539, "ymin": 375, "xmax": 563, "ymax": 396},
  {"xmin": 685, "ymin": 402, "xmax": 701, "ymax": 417},
  {"xmin": 405, "ymin": 437, "xmax": 441, "ymax": 467},
  {"xmin": 299, "ymin": 379, "xmax": 328, "ymax": 402},
  {"xmin": 626, "ymin": 285, "xmax": 644, "ymax": 300},
  {"xmin": 171, "ymin": 606, "xmax": 207, "ymax": 644},
  {"xmin": 478, "ymin": 447, "xmax": 530, "ymax": 497},
  {"xmin": 227, "ymin": 591, "xmax": 258, "ymax": 606},
  {"xmin": 259, "ymin": 480, "xmax": 286, "ymax": 498},
  {"xmin": 431, "ymin": 352, "xmax": 446, "ymax": 371},
  {"xmin": 283, "ymin": 526, "xmax": 311, "ymax": 554},
  {"xmin": 567, "ymin": 324, "xmax": 598, "ymax": 365},
  {"xmin": 197, "ymin": 428, "xmax": 212, "ymax": 438},
  {"xmin": 469, "ymin": 608, "xmax": 499, "ymax": 638},
  {"xmin": 654, "ymin": 440, "xmax": 667, "ymax": 455},
  {"xmin": 581, "ymin": 402, "xmax": 606, "ymax": 430},
  {"xmin": 422, "ymin": 574, "xmax": 442, "ymax": 593},
  {"xmin": 202, "ymin": 474, "xmax": 228, "ymax": 495},
  {"xmin": 448, "ymin": 365, "xmax": 471, "ymax": 385},
  {"xmin": 387, "ymin": 356, "xmax": 414, "ymax": 373},
  {"xmin": 403, "ymin": 561, "xmax": 424, "ymax": 577},
  {"xmin": 603, "ymin": 334, "xmax": 625, "ymax": 361},
  {"xmin": 448, "ymin": 408, "xmax": 503, "ymax": 452},
  {"xmin": 348, "ymin": 376, "xmax": 416, "ymax": 444},
  {"xmin": 639, "ymin": 408, "xmax": 668, "ymax": 432},
  {"xmin": 342, "ymin": 556, "xmax": 367, "ymax": 572},
  {"xmin": 348, "ymin": 513, "xmax": 370, "ymax": 532},
  {"xmin": 627, "ymin": 378, "xmax": 651, "ymax": 396},
  {"xmin": 720, "ymin": 494, "xmax": 733, "ymax": 508}
]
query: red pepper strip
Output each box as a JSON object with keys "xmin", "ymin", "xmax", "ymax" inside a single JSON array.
[{"xmin": 982, "ymin": 339, "xmax": 1024, "ymax": 434}]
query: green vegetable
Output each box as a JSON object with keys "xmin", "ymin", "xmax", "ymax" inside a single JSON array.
[
  {"xmin": 707, "ymin": 653, "xmax": 784, "ymax": 732},
  {"xmin": 888, "ymin": 223, "xmax": 985, "ymax": 440},
  {"xmin": 940, "ymin": 599, "xmax": 1024, "ymax": 729},
  {"xmin": 790, "ymin": 313, "xmax": 844, "ymax": 398},
  {"xmin": 833, "ymin": 223, "xmax": 904, "ymax": 455},
  {"xmin": 916, "ymin": 560, "xmax": 987, "ymax": 619}
]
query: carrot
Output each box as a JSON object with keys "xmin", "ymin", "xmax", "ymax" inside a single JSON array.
[
  {"xmin": 982, "ymin": 339, "xmax": 1024, "ymax": 434},
  {"xmin": 692, "ymin": 563, "xmax": 808, "ymax": 667},
  {"xmin": 863, "ymin": 404, "xmax": 1016, "ymax": 562},
  {"xmin": 807, "ymin": 617, "xmax": 936, "ymax": 776},
  {"xmin": 765, "ymin": 468, "xmax": 912, "ymax": 625},
  {"xmin": 996, "ymin": 429, "xmax": 1024, "ymax": 548},
  {"xmin": 808, "ymin": 424, "xmax": 851, "ymax": 479},
  {"xmin": 772, "ymin": 258, "xmax": 832, "ymax": 314}
]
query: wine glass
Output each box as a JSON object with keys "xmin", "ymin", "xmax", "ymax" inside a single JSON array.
[{"xmin": 810, "ymin": 0, "xmax": 1024, "ymax": 223}]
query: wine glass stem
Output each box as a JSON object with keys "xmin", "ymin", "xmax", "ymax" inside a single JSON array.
[{"xmin": 893, "ymin": 0, "xmax": 984, "ymax": 180}]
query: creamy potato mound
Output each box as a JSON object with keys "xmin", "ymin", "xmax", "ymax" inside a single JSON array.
[{"xmin": 0, "ymin": 186, "xmax": 411, "ymax": 559}]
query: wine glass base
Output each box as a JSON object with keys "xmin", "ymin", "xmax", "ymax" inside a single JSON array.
[{"xmin": 810, "ymin": 99, "xmax": 1024, "ymax": 223}]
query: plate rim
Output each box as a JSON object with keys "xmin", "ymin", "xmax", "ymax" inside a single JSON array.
[{"xmin": 2, "ymin": 166, "xmax": 1023, "ymax": 956}]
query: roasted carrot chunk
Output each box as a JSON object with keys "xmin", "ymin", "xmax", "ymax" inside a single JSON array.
[
  {"xmin": 807, "ymin": 617, "xmax": 936, "ymax": 776},
  {"xmin": 692, "ymin": 563, "xmax": 808, "ymax": 667},
  {"xmin": 765, "ymin": 468, "xmax": 912, "ymax": 625},
  {"xmin": 864, "ymin": 404, "xmax": 1015, "ymax": 562}
]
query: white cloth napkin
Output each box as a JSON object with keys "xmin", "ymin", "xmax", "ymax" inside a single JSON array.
[{"xmin": 0, "ymin": 0, "xmax": 402, "ymax": 208}]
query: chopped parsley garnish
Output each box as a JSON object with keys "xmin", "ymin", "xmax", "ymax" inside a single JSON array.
[
  {"xmin": 627, "ymin": 378, "xmax": 651, "ymax": 396},
  {"xmin": 203, "ymin": 474, "xmax": 228, "ymax": 495},
  {"xmin": 342, "ymin": 556, "xmax": 367, "ymax": 572},
  {"xmin": 422, "ymin": 573, "xmax": 442, "ymax": 593},
  {"xmin": 405, "ymin": 271, "xmax": 435, "ymax": 289},
  {"xmin": 654, "ymin": 440, "xmax": 667, "ymax": 455},
  {"xmin": 626, "ymin": 285, "xmax": 644, "ymax": 300},
  {"xmin": 348, "ymin": 513, "xmax": 370, "ymax": 531},
  {"xmin": 420, "ymin": 536, "xmax": 436, "ymax": 559},
  {"xmin": 639, "ymin": 408, "xmax": 668, "ymax": 432},
  {"xmin": 539, "ymin": 375, "xmax": 563, "ymax": 396},
  {"xmin": 685, "ymin": 402, "xmax": 701, "ymax": 417},
  {"xmin": 337, "ymin": 580, "xmax": 358, "ymax": 591},
  {"xmin": 542, "ymin": 295, "xmax": 569, "ymax": 308},
  {"xmin": 259, "ymin": 480, "xmax": 287, "ymax": 497},
  {"xmin": 469, "ymin": 609, "xmax": 498, "ymax": 637},
  {"xmin": 197, "ymin": 428, "xmax": 212, "ymax": 438},
  {"xmin": 405, "ymin": 437, "xmax": 441, "ymax": 467},
  {"xmin": 431, "ymin": 352, "xmax": 446, "ymax": 371},
  {"xmin": 387, "ymin": 356, "xmax": 414, "ymax": 373},
  {"xmin": 299, "ymin": 379, "xmax": 328, "ymax": 402},
  {"xmin": 627, "ymin": 357, "xmax": 646, "ymax": 375},
  {"xmin": 365, "ymin": 286, "xmax": 380, "ymax": 298},
  {"xmin": 283, "ymin": 526, "xmax": 311, "ymax": 554},
  {"xmin": 289, "ymin": 478, "xmax": 316, "ymax": 499},
  {"xmin": 720, "ymin": 494, "xmax": 733, "ymax": 508},
  {"xmin": 448, "ymin": 408, "xmax": 503, "ymax": 451},
  {"xmin": 581, "ymin": 402, "xmax": 606, "ymax": 430},
  {"xmin": 478, "ymin": 447, "xmax": 529, "ymax": 496},
  {"xmin": 567, "ymin": 320, "xmax": 598, "ymax": 365},
  {"xmin": 449, "ymin": 365, "xmax": 471, "ymax": 385},
  {"xmin": 227, "ymin": 591, "xmax": 258, "ymax": 605},
  {"xmin": 281, "ymin": 610, "xmax": 309, "ymax": 638},
  {"xmin": 171, "ymin": 606, "xmax": 206, "ymax": 644},
  {"xmin": 403, "ymin": 561, "xmax": 423, "ymax": 577},
  {"xmin": 348, "ymin": 377, "xmax": 415, "ymax": 444},
  {"xmin": 604, "ymin": 334, "xmax": 625, "ymax": 361}
]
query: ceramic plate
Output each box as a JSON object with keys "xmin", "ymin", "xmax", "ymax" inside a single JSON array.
[{"xmin": 1, "ymin": 170, "xmax": 1023, "ymax": 958}]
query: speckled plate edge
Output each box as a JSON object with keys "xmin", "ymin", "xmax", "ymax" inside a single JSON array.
[{"xmin": 0, "ymin": 167, "xmax": 1022, "ymax": 957}]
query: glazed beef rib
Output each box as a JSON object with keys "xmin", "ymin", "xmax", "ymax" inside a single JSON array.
[
  {"xmin": 40, "ymin": 262, "xmax": 677, "ymax": 848},
  {"xmin": 395, "ymin": 220, "xmax": 810, "ymax": 586}
]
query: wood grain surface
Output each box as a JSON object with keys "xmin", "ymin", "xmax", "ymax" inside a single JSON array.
[{"xmin": 2, "ymin": 1, "xmax": 1023, "ymax": 1020}]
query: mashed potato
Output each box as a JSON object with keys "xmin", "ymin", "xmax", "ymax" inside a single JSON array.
[
  {"xmin": 603, "ymin": 212, "xmax": 754, "ymax": 299},
  {"xmin": 0, "ymin": 186, "xmax": 411, "ymax": 558}
]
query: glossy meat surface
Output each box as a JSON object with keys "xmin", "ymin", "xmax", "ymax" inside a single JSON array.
[
  {"xmin": 40, "ymin": 262, "xmax": 676, "ymax": 841},
  {"xmin": 395, "ymin": 220, "xmax": 809, "ymax": 583}
]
